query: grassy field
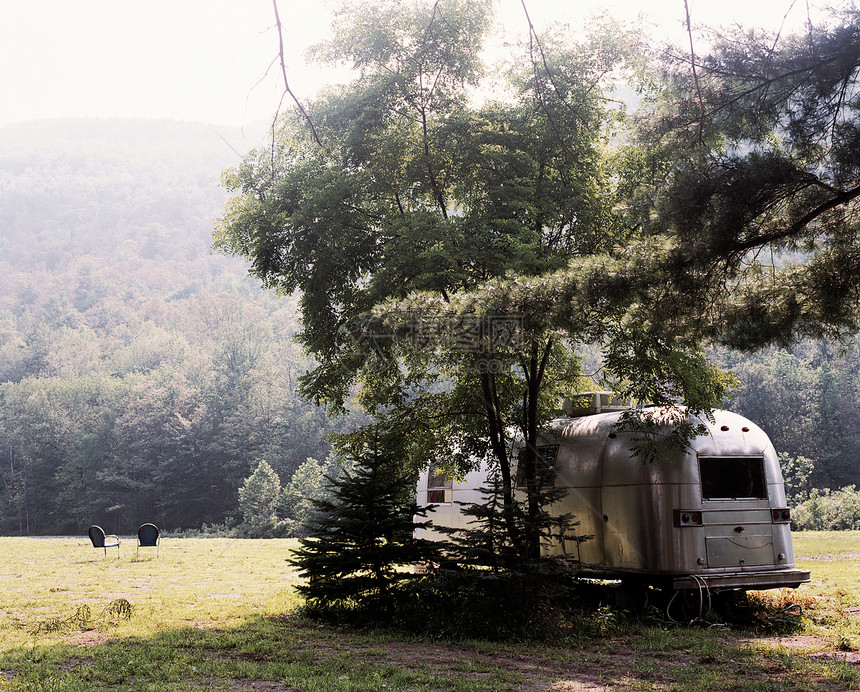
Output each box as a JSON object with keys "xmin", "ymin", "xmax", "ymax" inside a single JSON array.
[{"xmin": 0, "ymin": 532, "xmax": 857, "ymax": 690}]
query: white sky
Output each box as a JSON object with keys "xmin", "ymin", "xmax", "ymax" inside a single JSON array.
[{"xmin": 0, "ymin": 0, "xmax": 842, "ymax": 133}]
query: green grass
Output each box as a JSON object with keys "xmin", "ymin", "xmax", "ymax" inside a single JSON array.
[
  {"xmin": 0, "ymin": 533, "xmax": 856, "ymax": 690},
  {"xmin": 789, "ymin": 531, "xmax": 860, "ymax": 652},
  {"xmin": 0, "ymin": 536, "xmax": 302, "ymax": 649}
]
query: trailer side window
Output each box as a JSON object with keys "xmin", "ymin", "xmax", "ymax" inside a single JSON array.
[
  {"xmin": 516, "ymin": 445, "xmax": 559, "ymax": 489},
  {"xmin": 699, "ymin": 457, "xmax": 767, "ymax": 500},
  {"xmin": 427, "ymin": 463, "xmax": 453, "ymax": 503}
]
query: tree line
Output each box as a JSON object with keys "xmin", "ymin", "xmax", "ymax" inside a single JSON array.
[
  {"xmin": 0, "ymin": 120, "xmax": 350, "ymax": 535},
  {"xmin": 0, "ymin": 264, "xmax": 347, "ymax": 534}
]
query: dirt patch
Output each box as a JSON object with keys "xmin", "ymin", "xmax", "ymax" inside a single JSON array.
[
  {"xmin": 272, "ymin": 619, "xmax": 622, "ymax": 689},
  {"xmin": 809, "ymin": 651, "xmax": 860, "ymax": 664},
  {"xmin": 731, "ymin": 631, "xmax": 860, "ymax": 665},
  {"xmin": 797, "ymin": 552, "xmax": 860, "ymax": 561},
  {"xmin": 364, "ymin": 642, "xmax": 617, "ymax": 691},
  {"xmin": 271, "ymin": 617, "xmax": 858, "ymax": 691},
  {"xmin": 734, "ymin": 634, "xmax": 824, "ymax": 650},
  {"xmin": 233, "ymin": 682, "xmax": 297, "ymax": 692},
  {"xmin": 70, "ymin": 631, "xmax": 112, "ymax": 648}
]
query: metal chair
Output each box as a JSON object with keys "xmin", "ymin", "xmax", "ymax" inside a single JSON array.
[
  {"xmin": 88, "ymin": 525, "xmax": 120, "ymax": 558},
  {"xmin": 136, "ymin": 523, "xmax": 160, "ymax": 558}
]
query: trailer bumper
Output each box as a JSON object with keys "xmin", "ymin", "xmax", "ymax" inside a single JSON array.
[{"xmin": 673, "ymin": 568, "xmax": 811, "ymax": 591}]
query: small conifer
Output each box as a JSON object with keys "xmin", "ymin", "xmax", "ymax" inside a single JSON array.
[{"xmin": 290, "ymin": 434, "xmax": 438, "ymax": 620}]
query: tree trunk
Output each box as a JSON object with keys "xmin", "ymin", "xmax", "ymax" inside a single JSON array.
[{"xmin": 480, "ymin": 371, "xmax": 522, "ymax": 554}]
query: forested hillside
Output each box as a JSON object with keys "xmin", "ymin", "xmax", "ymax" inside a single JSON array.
[
  {"xmin": 716, "ymin": 342, "xmax": 860, "ymax": 492},
  {"xmin": 0, "ymin": 119, "xmax": 344, "ymax": 535}
]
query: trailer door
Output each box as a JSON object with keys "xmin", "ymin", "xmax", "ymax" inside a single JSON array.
[{"xmin": 698, "ymin": 456, "xmax": 776, "ymax": 568}]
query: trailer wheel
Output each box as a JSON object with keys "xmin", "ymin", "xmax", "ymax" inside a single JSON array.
[{"xmin": 714, "ymin": 589, "xmax": 756, "ymax": 625}]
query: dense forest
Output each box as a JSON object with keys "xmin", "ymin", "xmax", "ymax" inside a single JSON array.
[
  {"xmin": 716, "ymin": 343, "xmax": 860, "ymax": 493},
  {"xmin": 0, "ymin": 119, "xmax": 350, "ymax": 535},
  {"xmin": 0, "ymin": 118, "xmax": 858, "ymax": 536}
]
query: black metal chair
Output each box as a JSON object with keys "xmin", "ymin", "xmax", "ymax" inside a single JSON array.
[
  {"xmin": 136, "ymin": 523, "xmax": 160, "ymax": 558},
  {"xmin": 88, "ymin": 525, "xmax": 120, "ymax": 558}
]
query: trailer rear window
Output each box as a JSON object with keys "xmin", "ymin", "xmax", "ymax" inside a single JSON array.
[{"xmin": 699, "ymin": 457, "xmax": 767, "ymax": 500}]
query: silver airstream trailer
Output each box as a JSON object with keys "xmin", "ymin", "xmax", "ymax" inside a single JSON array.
[{"xmin": 416, "ymin": 393, "xmax": 810, "ymax": 609}]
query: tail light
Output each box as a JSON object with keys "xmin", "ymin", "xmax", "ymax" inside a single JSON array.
[
  {"xmin": 674, "ymin": 509, "xmax": 703, "ymax": 527},
  {"xmin": 772, "ymin": 508, "xmax": 791, "ymax": 523}
]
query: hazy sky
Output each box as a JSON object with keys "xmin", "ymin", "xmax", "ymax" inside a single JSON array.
[{"xmin": 0, "ymin": 0, "xmax": 840, "ymax": 133}]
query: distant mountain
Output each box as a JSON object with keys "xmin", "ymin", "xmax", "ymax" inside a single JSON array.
[
  {"xmin": 0, "ymin": 119, "xmax": 340, "ymax": 535},
  {"xmin": 0, "ymin": 118, "xmax": 267, "ymax": 272}
]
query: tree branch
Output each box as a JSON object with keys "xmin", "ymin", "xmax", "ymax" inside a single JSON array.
[
  {"xmin": 732, "ymin": 183, "xmax": 860, "ymax": 253},
  {"xmin": 272, "ymin": 0, "xmax": 322, "ymax": 148},
  {"xmin": 683, "ymin": 0, "xmax": 706, "ymax": 146}
]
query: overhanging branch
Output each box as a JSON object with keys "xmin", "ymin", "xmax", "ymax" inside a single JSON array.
[{"xmin": 732, "ymin": 183, "xmax": 860, "ymax": 254}]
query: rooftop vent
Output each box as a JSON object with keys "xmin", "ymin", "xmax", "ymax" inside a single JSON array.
[{"xmin": 562, "ymin": 391, "xmax": 630, "ymax": 417}]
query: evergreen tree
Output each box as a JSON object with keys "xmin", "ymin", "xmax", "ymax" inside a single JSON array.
[
  {"xmin": 419, "ymin": 461, "xmax": 591, "ymax": 639},
  {"xmin": 440, "ymin": 459, "xmax": 586, "ymax": 570},
  {"xmin": 280, "ymin": 455, "xmax": 335, "ymax": 536},
  {"xmin": 440, "ymin": 472, "xmax": 519, "ymax": 571},
  {"xmin": 290, "ymin": 434, "xmax": 438, "ymax": 621},
  {"xmin": 618, "ymin": 7, "xmax": 860, "ymax": 352}
]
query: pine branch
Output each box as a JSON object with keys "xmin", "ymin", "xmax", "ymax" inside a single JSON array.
[{"xmin": 732, "ymin": 182, "xmax": 860, "ymax": 253}]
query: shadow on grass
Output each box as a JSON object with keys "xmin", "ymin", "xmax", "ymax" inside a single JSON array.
[{"xmin": 1, "ymin": 605, "xmax": 858, "ymax": 692}]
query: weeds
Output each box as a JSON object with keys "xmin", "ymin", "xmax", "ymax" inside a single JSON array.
[{"xmin": 12, "ymin": 598, "xmax": 135, "ymax": 648}]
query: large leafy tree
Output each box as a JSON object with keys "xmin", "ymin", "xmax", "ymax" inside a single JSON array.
[{"xmin": 216, "ymin": 0, "xmax": 731, "ymax": 558}]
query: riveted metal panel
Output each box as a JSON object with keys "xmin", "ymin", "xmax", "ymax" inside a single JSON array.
[{"xmin": 706, "ymin": 534, "xmax": 775, "ymax": 567}]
